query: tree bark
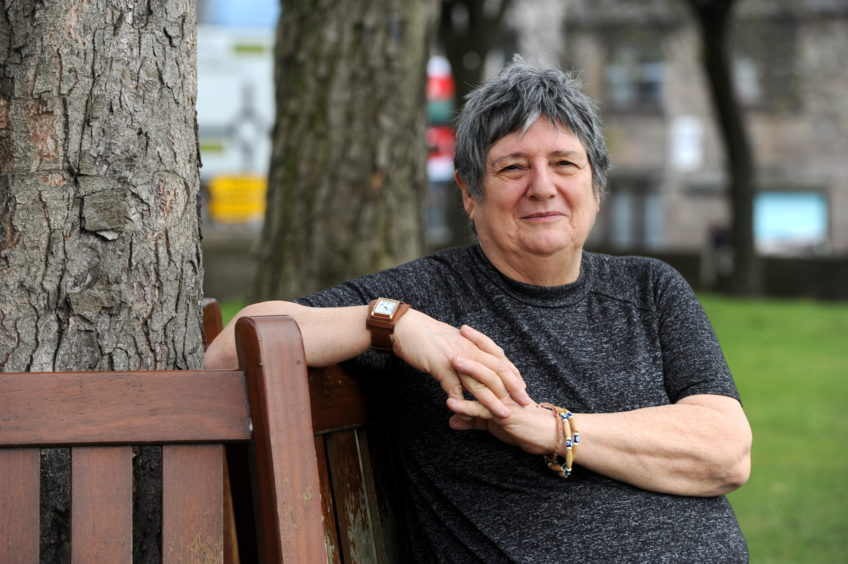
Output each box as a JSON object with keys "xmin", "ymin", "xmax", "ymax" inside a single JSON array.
[
  {"xmin": 252, "ymin": 0, "xmax": 439, "ymax": 301},
  {"xmin": 686, "ymin": 0, "xmax": 761, "ymax": 294},
  {"xmin": 0, "ymin": 1, "xmax": 202, "ymax": 560}
]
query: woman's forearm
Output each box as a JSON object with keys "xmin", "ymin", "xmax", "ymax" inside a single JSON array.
[
  {"xmin": 572, "ymin": 394, "xmax": 752, "ymax": 497},
  {"xmin": 203, "ymin": 301, "xmax": 371, "ymax": 369},
  {"xmin": 447, "ymin": 356, "xmax": 752, "ymax": 497}
]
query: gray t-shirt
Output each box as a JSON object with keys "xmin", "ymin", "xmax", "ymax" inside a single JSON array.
[{"xmin": 297, "ymin": 245, "xmax": 748, "ymax": 563}]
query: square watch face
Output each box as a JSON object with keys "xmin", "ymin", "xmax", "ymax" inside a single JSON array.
[{"xmin": 374, "ymin": 299, "xmax": 399, "ymax": 316}]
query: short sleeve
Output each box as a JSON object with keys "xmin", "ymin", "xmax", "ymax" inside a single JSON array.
[{"xmin": 653, "ymin": 262, "xmax": 741, "ymax": 403}]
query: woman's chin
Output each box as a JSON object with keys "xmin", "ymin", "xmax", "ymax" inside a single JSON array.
[{"xmin": 520, "ymin": 235, "xmax": 581, "ymax": 258}]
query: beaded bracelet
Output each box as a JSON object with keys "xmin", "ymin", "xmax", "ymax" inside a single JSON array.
[{"xmin": 539, "ymin": 403, "xmax": 580, "ymax": 478}]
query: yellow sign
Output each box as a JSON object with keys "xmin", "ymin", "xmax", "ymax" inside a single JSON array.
[{"xmin": 207, "ymin": 175, "xmax": 267, "ymax": 223}]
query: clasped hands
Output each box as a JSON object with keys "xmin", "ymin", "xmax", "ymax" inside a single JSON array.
[{"xmin": 392, "ymin": 310, "xmax": 558, "ymax": 456}]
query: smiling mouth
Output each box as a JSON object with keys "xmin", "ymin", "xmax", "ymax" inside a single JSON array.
[{"xmin": 523, "ymin": 211, "xmax": 564, "ymax": 220}]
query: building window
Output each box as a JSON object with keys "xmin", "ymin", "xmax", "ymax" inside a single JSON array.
[
  {"xmin": 593, "ymin": 178, "xmax": 663, "ymax": 250},
  {"xmin": 732, "ymin": 18, "xmax": 800, "ymax": 112},
  {"xmin": 755, "ymin": 190, "xmax": 829, "ymax": 255},
  {"xmin": 603, "ymin": 32, "xmax": 665, "ymax": 110}
]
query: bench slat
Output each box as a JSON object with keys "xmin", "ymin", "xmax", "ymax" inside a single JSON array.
[
  {"xmin": 308, "ymin": 366, "xmax": 370, "ymax": 434},
  {"xmin": 162, "ymin": 445, "xmax": 224, "ymax": 563},
  {"xmin": 71, "ymin": 446, "xmax": 133, "ymax": 563},
  {"xmin": 326, "ymin": 429, "xmax": 381, "ymax": 563},
  {"xmin": 201, "ymin": 297, "xmax": 224, "ymax": 349},
  {"xmin": 364, "ymin": 428, "xmax": 406, "ymax": 561},
  {"xmin": 315, "ymin": 435, "xmax": 342, "ymax": 564},
  {"xmin": 0, "ymin": 371, "xmax": 250, "ymax": 447},
  {"xmin": 235, "ymin": 316, "xmax": 326, "ymax": 562},
  {"xmin": 0, "ymin": 448, "xmax": 40, "ymax": 562}
]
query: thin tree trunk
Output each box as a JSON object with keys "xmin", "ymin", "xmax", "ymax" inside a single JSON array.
[
  {"xmin": 438, "ymin": 0, "xmax": 511, "ymax": 249},
  {"xmin": 687, "ymin": 0, "xmax": 760, "ymax": 294},
  {"xmin": 0, "ymin": 1, "xmax": 202, "ymax": 559},
  {"xmin": 252, "ymin": 0, "xmax": 439, "ymax": 301}
]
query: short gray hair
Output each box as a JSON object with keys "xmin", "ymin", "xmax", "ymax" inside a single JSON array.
[{"xmin": 454, "ymin": 56, "xmax": 611, "ymax": 200}]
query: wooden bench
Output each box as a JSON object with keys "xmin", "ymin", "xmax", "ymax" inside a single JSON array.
[
  {"xmin": 0, "ymin": 304, "xmax": 332, "ymax": 562},
  {"xmin": 223, "ymin": 309, "xmax": 408, "ymax": 562},
  {"xmin": 216, "ymin": 302, "xmax": 408, "ymax": 562}
]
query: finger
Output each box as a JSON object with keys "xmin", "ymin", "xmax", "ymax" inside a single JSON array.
[
  {"xmin": 451, "ymin": 357, "xmax": 512, "ymax": 418},
  {"xmin": 447, "ymin": 413, "xmax": 487, "ymax": 431},
  {"xmin": 459, "ymin": 324, "xmax": 507, "ymax": 357},
  {"xmin": 453, "ymin": 345, "xmax": 532, "ymax": 410},
  {"xmin": 453, "ymin": 355, "xmax": 509, "ymax": 398},
  {"xmin": 460, "ymin": 325, "xmax": 533, "ymax": 406},
  {"xmin": 459, "ymin": 375, "xmax": 511, "ymax": 419},
  {"xmin": 446, "ymin": 396, "xmax": 497, "ymax": 420},
  {"xmin": 433, "ymin": 370, "xmax": 465, "ymax": 402}
]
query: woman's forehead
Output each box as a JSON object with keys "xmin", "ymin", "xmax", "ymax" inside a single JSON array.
[{"xmin": 487, "ymin": 119, "xmax": 587, "ymax": 161}]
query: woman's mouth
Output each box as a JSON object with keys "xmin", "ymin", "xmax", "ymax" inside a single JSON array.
[{"xmin": 523, "ymin": 211, "xmax": 564, "ymax": 220}]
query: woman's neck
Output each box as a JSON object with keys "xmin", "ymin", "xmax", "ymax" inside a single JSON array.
[{"xmin": 478, "ymin": 242, "xmax": 582, "ymax": 287}]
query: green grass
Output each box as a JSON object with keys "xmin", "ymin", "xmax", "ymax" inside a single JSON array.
[
  {"xmin": 700, "ymin": 295, "xmax": 848, "ymax": 563},
  {"xmin": 219, "ymin": 298, "xmax": 246, "ymax": 325},
  {"xmin": 219, "ymin": 295, "xmax": 848, "ymax": 562}
]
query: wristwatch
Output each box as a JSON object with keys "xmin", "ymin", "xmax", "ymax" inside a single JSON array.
[{"xmin": 366, "ymin": 298, "xmax": 410, "ymax": 352}]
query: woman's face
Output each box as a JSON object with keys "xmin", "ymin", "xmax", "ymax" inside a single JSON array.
[{"xmin": 460, "ymin": 118, "xmax": 599, "ymax": 282}]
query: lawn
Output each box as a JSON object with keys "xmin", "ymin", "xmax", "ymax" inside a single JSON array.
[
  {"xmin": 219, "ymin": 299, "xmax": 246, "ymax": 326},
  {"xmin": 219, "ymin": 295, "xmax": 848, "ymax": 562},
  {"xmin": 700, "ymin": 295, "xmax": 848, "ymax": 563}
]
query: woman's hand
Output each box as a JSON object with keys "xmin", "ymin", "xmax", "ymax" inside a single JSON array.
[
  {"xmin": 392, "ymin": 309, "xmax": 532, "ymax": 417},
  {"xmin": 446, "ymin": 355, "xmax": 558, "ymax": 456}
]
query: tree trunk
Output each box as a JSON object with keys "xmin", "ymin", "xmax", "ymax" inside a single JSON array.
[
  {"xmin": 252, "ymin": 0, "xmax": 439, "ymax": 301},
  {"xmin": 686, "ymin": 0, "xmax": 761, "ymax": 294},
  {"xmin": 438, "ymin": 0, "xmax": 511, "ymax": 249},
  {"xmin": 0, "ymin": 1, "xmax": 202, "ymax": 560}
]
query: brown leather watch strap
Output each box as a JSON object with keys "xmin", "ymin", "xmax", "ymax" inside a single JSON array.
[{"xmin": 366, "ymin": 298, "xmax": 410, "ymax": 352}]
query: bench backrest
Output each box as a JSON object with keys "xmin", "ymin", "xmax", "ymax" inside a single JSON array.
[
  {"xmin": 226, "ymin": 309, "xmax": 407, "ymax": 562},
  {"xmin": 307, "ymin": 364, "xmax": 406, "ymax": 562},
  {"xmin": 225, "ymin": 314, "xmax": 407, "ymax": 563},
  {"xmin": 224, "ymin": 309, "xmax": 406, "ymax": 562},
  {"xmin": 0, "ymin": 311, "xmax": 325, "ymax": 563}
]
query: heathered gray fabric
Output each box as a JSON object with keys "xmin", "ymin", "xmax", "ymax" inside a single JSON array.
[{"xmin": 297, "ymin": 245, "xmax": 748, "ymax": 563}]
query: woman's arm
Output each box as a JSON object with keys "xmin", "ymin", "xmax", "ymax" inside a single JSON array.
[
  {"xmin": 571, "ymin": 394, "xmax": 751, "ymax": 496},
  {"xmin": 203, "ymin": 301, "xmax": 371, "ymax": 369},
  {"xmin": 447, "ymin": 327, "xmax": 752, "ymax": 497},
  {"xmin": 203, "ymin": 301, "xmax": 532, "ymax": 414},
  {"xmin": 449, "ymin": 385, "xmax": 751, "ymax": 497}
]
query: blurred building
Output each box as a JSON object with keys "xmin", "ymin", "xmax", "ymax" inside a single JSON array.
[
  {"xmin": 196, "ymin": 0, "xmax": 848, "ymax": 255},
  {"xmin": 557, "ymin": 0, "xmax": 848, "ymax": 256},
  {"xmin": 195, "ymin": 0, "xmax": 277, "ymax": 225},
  {"xmin": 196, "ymin": 1, "xmax": 459, "ymax": 241}
]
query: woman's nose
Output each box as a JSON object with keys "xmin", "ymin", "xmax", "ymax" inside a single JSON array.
[{"xmin": 527, "ymin": 166, "xmax": 557, "ymax": 199}]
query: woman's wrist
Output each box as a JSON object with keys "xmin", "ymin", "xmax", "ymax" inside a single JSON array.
[
  {"xmin": 390, "ymin": 306, "xmax": 417, "ymax": 353},
  {"xmin": 539, "ymin": 404, "xmax": 580, "ymax": 478}
]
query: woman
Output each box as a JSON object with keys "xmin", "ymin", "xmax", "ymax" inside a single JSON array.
[{"xmin": 206, "ymin": 58, "xmax": 752, "ymax": 562}]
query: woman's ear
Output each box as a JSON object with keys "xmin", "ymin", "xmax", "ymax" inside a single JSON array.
[{"xmin": 455, "ymin": 172, "xmax": 476, "ymax": 218}]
